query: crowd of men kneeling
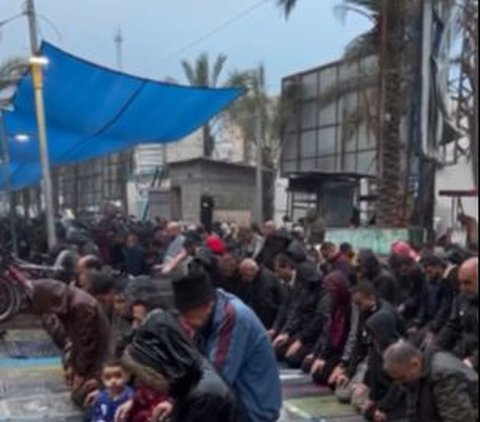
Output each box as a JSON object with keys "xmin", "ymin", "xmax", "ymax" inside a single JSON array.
[{"xmin": 5, "ymin": 219, "xmax": 478, "ymax": 422}]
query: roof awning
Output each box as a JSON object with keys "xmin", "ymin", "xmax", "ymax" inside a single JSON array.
[{"xmin": 1, "ymin": 42, "xmax": 243, "ymax": 189}]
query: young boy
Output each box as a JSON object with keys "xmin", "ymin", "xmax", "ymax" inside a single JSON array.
[{"xmin": 91, "ymin": 360, "xmax": 134, "ymax": 422}]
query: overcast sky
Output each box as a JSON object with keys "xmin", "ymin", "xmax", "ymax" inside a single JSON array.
[{"xmin": 1, "ymin": 0, "xmax": 370, "ymax": 93}]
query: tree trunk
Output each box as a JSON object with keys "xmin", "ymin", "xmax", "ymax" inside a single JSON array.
[
  {"xmin": 376, "ymin": 0, "xmax": 406, "ymax": 227},
  {"xmin": 468, "ymin": 0, "xmax": 478, "ymax": 187}
]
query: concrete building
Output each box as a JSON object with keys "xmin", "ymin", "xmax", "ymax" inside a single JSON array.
[
  {"xmin": 129, "ymin": 120, "xmax": 268, "ymax": 221},
  {"xmin": 280, "ymin": 55, "xmax": 388, "ymax": 226},
  {"xmin": 146, "ymin": 158, "xmax": 272, "ymax": 224}
]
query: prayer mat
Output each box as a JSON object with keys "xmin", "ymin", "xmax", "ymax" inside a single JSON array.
[
  {"xmin": 281, "ymin": 370, "xmax": 331, "ymax": 399},
  {"xmin": 284, "ymin": 396, "xmax": 361, "ymax": 421},
  {"xmin": 1, "ymin": 339, "xmax": 59, "ymax": 359},
  {"xmin": 280, "ymin": 370, "xmax": 364, "ymax": 421},
  {"xmin": 0, "ymin": 330, "xmax": 59, "ymax": 359}
]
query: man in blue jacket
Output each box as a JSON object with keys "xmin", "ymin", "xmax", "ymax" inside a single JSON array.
[{"xmin": 172, "ymin": 270, "xmax": 282, "ymax": 422}]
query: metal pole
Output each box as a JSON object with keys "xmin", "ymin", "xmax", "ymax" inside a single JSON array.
[
  {"xmin": 0, "ymin": 113, "xmax": 19, "ymax": 256},
  {"xmin": 26, "ymin": 0, "xmax": 57, "ymax": 249},
  {"xmin": 114, "ymin": 27, "xmax": 124, "ymax": 70},
  {"xmin": 25, "ymin": 0, "xmax": 40, "ymax": 54},
  {"xmin": 254, "ymin": 102, "xmax": 263, "ymax": 224},
  {"xmin": 31, "ymin": 63, "xmax": 56, "ymax": 249}
]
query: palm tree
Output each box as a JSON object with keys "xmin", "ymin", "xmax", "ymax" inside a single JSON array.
[
  {"xmin": 278, "ymin": 0, "xmax": 408, "ymax": 227},
  {"xmin": 226, "ymin": 66, "xmax": 269, "ymax": 164},
  {"xmin": 455, "ymin": 0, "xmax": 478, "ymax": 186},
  {"xmin": 181, "ymin": 53, "xmax": 228, "ymax": 157},
  {"xmin": 0, "ymin": 57, "xmax": 28, "ymax": 107},
  {"xmin": 226, "ymin": 65, "xmax": 299, "ymax": 167}
]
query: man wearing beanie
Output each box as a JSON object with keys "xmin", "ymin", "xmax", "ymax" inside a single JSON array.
[{"xmin": 172, "ymin": 271, "xmax": 282, "ymax": 422}]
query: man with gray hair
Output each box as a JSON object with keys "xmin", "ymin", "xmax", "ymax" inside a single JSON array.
[
  {"xmin": 437, "ymin": 257, "xmax": 478, "ymax": 370},
  {"xmin": 384, "ymin": 340, "xmax": 478, "ymax": 422}
]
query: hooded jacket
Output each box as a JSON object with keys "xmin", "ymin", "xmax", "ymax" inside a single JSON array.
[
  {"xmin": 311, "ymin": 271, "xmax": 351, "ymax": 359},
  {"xmin": 364, "ymin": 308, "xmax": 405, "ymax": 411},
  {"xmin": 424, "ymin": 265, "xmax": 458, "ymax": 334},
  {"xmin": 127, "ymin": 310, "xmax": 242, "ymax": 422},
  {"xmin": 281, "ymin": 261, "xmax": 323, "ymax": 343},
  {"xmin": 358, "ymin": 250, "xmax": 397, "ymax": 304}
]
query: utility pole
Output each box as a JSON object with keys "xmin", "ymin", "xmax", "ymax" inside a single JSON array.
[
  {"xmin": 25, "ymin": 0, "xmax": 57, "ymax": 250},
  {"xmin": 0, "ymin": 113, "xmax": 19, "ymax": 256},
  {"xmin": 114, "ymin": 27, "xmax": 124, "ymax": 70},
  {"xmin": 254, "ymin": 102, "xmax": 263, "ymax": 224},
  {"xmin": 114, "ymin": 26, "xmax": 131, "ymax": 215}
]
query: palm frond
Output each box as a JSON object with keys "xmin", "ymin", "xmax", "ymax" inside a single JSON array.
[
  {"xmin": 225, "ymin": 70, "xmax": 252, "ymax": 89},
  {"xmin": 0, "ymin": 57, "xmax": 28, "ymax": 92},
  {"xmin": 211, "ymin": 53, "xmax": 228, "ymax": 87},
  {"xmin": 277, "ymin": 0, "xmax": 299, "ymax": 18},
  {"xmin": 343, "ymin": 29, "xmax": 379, "ymax": 59},
  {"xmin": 333, "ymin": 3, "xmax": 377, "ymax": 23},
  {"xmin": 195, "ymin": 53, "xmax": 210, "ymax": 87},
  {"xmin": 181, "ymin": 60, "xmax": 196, "ymax": 86}
]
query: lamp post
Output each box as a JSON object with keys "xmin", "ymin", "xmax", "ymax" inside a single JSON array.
[
  {"xmin": 30, "ymin": 56, "xmax": 56, "ymax": 250},
  {"xmin": 0, "ymin": 113, "xmax": 19, "ymax": 256},
  {"xmin": 254, "ymin": 101, "xmax": 264, "ymax": 224}
]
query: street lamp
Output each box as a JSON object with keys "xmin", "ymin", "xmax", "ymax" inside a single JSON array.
[
  {"xmin": 14, "ymin": 133, "xmax": 30, "ymax": 143},
  {"xmin": 29, "ymin": 54, "xmax": 57, "ymax": 250}
]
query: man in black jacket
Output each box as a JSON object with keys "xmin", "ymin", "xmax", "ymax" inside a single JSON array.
[
  {"xmin": 384, "ymin": 340, "xmax": 478, "ymax": 422},
  {"xmin": 237, "ymin": 259, "xmax": 284, "ymax": 329},
  {"xmin": 329, "ymin": 282, "xmax": 405, "ymax": 410},
  {"xmin": 271, "ymin": 253, "xmax": 322, "ymax": 367},
  {"xmin": 436, "ymin": 257, "xmax": 478, "ymax": 371},
  {"xmin": 389, "ymin": 254, "xmax": 427, "ymax": 331},
  {"xmin": 357, "ymin": 249, "xmax": 397, "ymax": 305},
  {"xmin": 418, "ymin": 254, "xmax": 458, "ymax": 344}
]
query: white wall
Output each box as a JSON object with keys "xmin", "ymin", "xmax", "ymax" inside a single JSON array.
[
  {"xmin": 435, "ymin": 153, "xmax": 478, "ymax": 238},
  {"xmin": 274, "ymin": 176, "xmax": 289, "ymax": 225}
]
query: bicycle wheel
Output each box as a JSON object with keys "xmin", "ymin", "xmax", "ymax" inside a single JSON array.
[{"xmin": 0, "ymin": 278, "xmax": 17, "ymax": 323}]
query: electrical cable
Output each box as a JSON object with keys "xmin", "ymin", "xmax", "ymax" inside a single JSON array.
[{"xmin": 160, "ymin": 0, "xmax": 270, "ymax": 64}]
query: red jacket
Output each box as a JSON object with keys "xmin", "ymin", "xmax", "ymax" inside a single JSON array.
[{"xmin": 130, "ymin": 385, "xmax": 169, "ymax": 422}]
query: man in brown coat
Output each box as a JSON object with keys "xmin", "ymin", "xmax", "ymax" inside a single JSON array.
[{"xmin": 27, "ymin": 279, "xmax": 112, "ymax": 405}]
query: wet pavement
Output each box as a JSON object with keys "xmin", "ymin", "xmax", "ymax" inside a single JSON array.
[
  {"xmin": 0, "ymin": 319, "xmax": 363, "ymax": 422},
  {"xmin": 0, "ymin": 325, "xmax": 82, "ymax": 422}
]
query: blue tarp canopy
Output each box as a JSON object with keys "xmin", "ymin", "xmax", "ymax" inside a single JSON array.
[{"xmin": 1, "ymin": 42, "xmax": 243, "ymax": 189}]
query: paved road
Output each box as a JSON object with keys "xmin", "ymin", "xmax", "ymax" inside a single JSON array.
[{"xmin": 0, "ymin": 317, "xmax": 363, "ymax": 422}]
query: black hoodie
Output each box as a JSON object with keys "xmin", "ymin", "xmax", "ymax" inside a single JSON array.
[
  {"xmin": 127, "ymin": 310, "xmax": 242, "ymax": 422},
  {"xmin": 365, "ymin": 309, "xmax": 405, "ymax": 414},
  {"xmin": 358, "ymin": 249, "xmax": 398, "ymax": 304}
]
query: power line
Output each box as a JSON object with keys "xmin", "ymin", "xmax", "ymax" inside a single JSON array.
[
  {"xmin": 160, "ymin": 0, "xmax": 270, "ymax": 64},
  {"xmin": 0, "ymin": 13, "xmax": 24, "ymax": 28}
]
